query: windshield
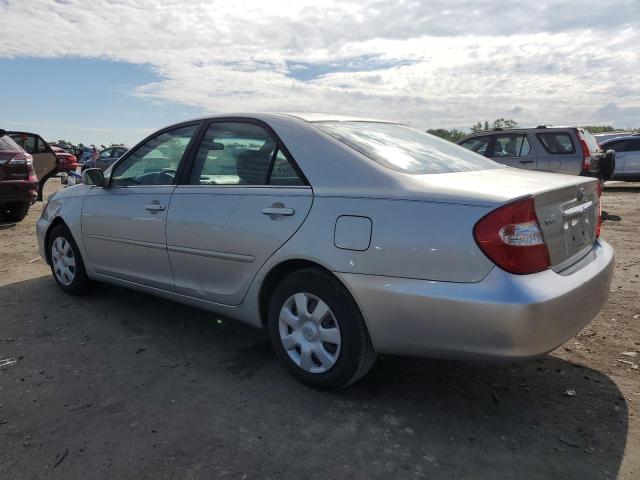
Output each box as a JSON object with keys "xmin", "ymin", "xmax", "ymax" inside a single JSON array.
[
  {"xmin": 0, "ymin": 134, "xmax": 22, "ymax": 152},
  {"xmin": 314, "ymin": 121, "xmax": 502, "ymax": 174}
]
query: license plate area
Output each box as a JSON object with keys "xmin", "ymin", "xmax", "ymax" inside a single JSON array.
[{"xmin": 562, "ymin": 200, "xmax": 595, "ymax": 253}]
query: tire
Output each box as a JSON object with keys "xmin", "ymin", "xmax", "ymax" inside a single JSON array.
[
  {"xmin": 47, "ymin": 224, "xmax": 92, "ymax": 294},
  {"xmin": 0, "ymin": 201, "xmax": 30, "ymax": 222},
  {"xmin": 267, "ymin": 268, "xmax": 376, "ymax": 390}
]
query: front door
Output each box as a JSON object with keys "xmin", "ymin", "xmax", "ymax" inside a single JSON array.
[
  {"xmin": 81, "ymin": 123, "xmax": 200, "ymax": 289},
  {"xmin": 166, "ymin": 121, "xmax": 312, "ymax": 305},
  {"xmin": 623, "ymin": 139, "xmax": 640, "ymax": 175}
]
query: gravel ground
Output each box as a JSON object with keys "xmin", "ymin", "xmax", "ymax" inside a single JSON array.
[{"xmin": 0, "ymin": 179, "xmax": 638, "ymax": 479}]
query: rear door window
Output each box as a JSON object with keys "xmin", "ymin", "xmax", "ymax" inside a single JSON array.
[
  {"xmin": 459, "ymin": 136, "xmax": 491, "ymax": 156},
  {"xmin": 493, "ymin": 134, "xmax": 531, "ymax": 157},
  {"xmin": 269, "ymin": 150, "xmax": 305, "ymax": 186},
  {"xmin": 536, "ymin": 132, "xmax": 575, "ymax": 154}
]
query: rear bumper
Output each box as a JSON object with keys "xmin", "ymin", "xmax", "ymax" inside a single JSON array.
[
  {"xmin": 337, "ymin": 240, "xmax": 614, "ymax": 360},
  {"xmin": 0, "ymin": 181, "xmax": 38, "ymax": 204}
]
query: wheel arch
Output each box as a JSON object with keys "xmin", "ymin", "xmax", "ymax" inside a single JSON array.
[
  {"xmin": 43, "ymin": 217, "xmax": 69, "ymax": 265},
  {"xmin": 258, "ymin": 259, "xmax": 346, "ymax": 327}
]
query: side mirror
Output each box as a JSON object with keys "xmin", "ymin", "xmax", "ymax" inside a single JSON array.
[{"xmin": 82, "ymin": 168, "xmax": 105, "ymax": 187}]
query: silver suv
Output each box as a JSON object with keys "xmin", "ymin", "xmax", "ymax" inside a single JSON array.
[{"xmin": 457, "ymin": 126, "xmax": 614, "ymax": 180}]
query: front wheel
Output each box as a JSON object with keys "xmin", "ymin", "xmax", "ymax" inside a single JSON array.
[
  {"xmin": 48, "ymin": 224, "xmax": 92, "ymax": 294},
  {"xmin": 267, "ymin": 268, "xmax": 376, "ymax": 390}
]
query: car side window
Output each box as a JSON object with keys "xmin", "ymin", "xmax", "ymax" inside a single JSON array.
[
  {"xmin": 536, "ymin": 132, "xmax": 575, "ymax": 154},
  {"xmin": 624, "ymin": 139, "xmax": 640, "ymax": 152},
  {"xmin": 459, "ymin": 136, "xmax": 491, "ymax": 156},
  {"xmin": 607, "ymin": 141, "xmax": 625, "ymax": 152},
  {"xmin": 111, "ymin": 124, "xmax": 198, "ymax": 187},
  {"xmin": 35, "ymin": 136, "xmax": 48, "ymax": 153},
  {"xmin": 269, "ymin": 150, "xmax": 304, "ymax": 186},
  {"xmin": 98, "ymin": 149, "xmax": 112, "ymax": 159},
  {"xmin": 11, "ymin": 134, "xmax": 36, "ymax": 154},
  {"xmin": 189, "ymin": 122, "xmax": 278, "ymax": 185},
  {"xmin": 493, "ymin": 134, "xmax": 530, "ymax": 157}
]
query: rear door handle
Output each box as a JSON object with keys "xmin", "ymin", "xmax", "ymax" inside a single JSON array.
[
  {"xmin": 145, "ymin": 204, "xmax": 166, "ymax": 211},
  {"xmin": 519, "ymin": 160, "xmax": 534, "ymax": 164},
  {"xmin": 262, "ymin": 207, "xmax": 295, "ymax": 216}
]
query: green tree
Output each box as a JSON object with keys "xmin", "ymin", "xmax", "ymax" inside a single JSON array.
[
  {"xmin": 580, "ymin": 125, "xmax": 615, "ymax": 134},
  {"xmin": 426, "ymin": 128, "xmax": 467, "ymax": 143},
  {"xmin": 471, "ymin": 118, "xmax": 518, "ymax": 132}
]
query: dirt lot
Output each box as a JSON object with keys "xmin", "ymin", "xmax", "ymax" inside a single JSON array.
[{"xmin": 1, "ymin": 180, "xmax": 638, "ymax": 479}]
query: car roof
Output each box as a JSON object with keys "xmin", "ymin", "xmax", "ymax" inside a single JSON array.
[
  {"xmin": 7, "ymin": 131, "xmax": 41, "ymax": 136},
  {"xmin": 601, "ymin": 135, "xmax": 640, "ymax": 143},
  {"xmin": 174, "ymin": 112, "xmax": 396, "ymax": 126}
]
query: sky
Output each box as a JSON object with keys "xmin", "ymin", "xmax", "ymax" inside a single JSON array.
[{"xmin": 0, "ymin": 0, "xmax": 638, "ymax": 146}]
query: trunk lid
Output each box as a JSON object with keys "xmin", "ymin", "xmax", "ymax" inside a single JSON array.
[
  {"xmin": 534, "ymin": 179, "xmax": 599, "ymax": 270},
  {"xmin": 402, "ymin": 167, "xmax": 600, "ymax": 269}
]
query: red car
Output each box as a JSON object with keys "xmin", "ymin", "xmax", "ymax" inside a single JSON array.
[
  {"xmin": 0, "ymin": 129, "xmax": 37, "ymax": 222},
  {"xmin": 50, "ymin": 145, "xmax": 80, "ymax": 173}
]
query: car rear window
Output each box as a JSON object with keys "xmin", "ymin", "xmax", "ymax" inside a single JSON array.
[
  {"xmin": 536, "ymin": 132, "xmax": 575, "ymax": 154},
  {"xmin": 314, "ymin": 122, "xmax": 502, "ymax": 174},
  {"xmin": 0, "ymin": 134, "xmax": 21, "ymax": 152}
]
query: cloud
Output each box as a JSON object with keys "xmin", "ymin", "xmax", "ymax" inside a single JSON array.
[{"xmin": 0, "ymin": 0, "xmax": 639, "ymax": 128}]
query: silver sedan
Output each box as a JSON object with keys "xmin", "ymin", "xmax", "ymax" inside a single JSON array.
[{"xmin": 36, "ymin": 113, "xmax": 614, "ymax": 389}]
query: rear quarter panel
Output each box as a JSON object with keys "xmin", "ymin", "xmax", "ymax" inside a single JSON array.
[{"xmin": 279, "ymin": 196, "xmax": 495, "ymax": 283}]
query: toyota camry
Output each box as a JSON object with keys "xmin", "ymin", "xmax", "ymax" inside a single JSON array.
[{"xmin": 36, "ymin": 113, "xmax": 614, "ymax": 389}]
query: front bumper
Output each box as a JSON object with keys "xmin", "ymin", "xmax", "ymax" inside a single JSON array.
[
  {"xmin": 36, "ymin": 216, "xmax": 51, "ymax": 263},
  {"xmin": 338, "ymin": 240, "xmax": 614, "ymax": 360}
]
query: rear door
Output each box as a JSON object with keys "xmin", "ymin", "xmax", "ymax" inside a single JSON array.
[
  {"xmin": 81, "ymin": 123, "xmax": 200, "ymax": 289},
  {"xmin": 535, "ymin": 130, "xmax": 580, "ymax": 174},
  {"xmin": 166, "ymin": 120, "xmax": 312, "ymax": 305},
  {"xmin": 489, "ymin": 133, "xmax": 536, "ymax": 170}
]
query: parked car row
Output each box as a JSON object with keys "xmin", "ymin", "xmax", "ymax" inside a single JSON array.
[
  {"xmin": 0, "ymin": 128, "xmax": 129, "ymax": 222},
  {"xmin": 82, "ymin": 145, "xmax": 129, "ymax": 171}
]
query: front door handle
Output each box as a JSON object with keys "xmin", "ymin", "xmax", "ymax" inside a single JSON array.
[
  {"xmin": 519, "ymin": 160, "xmax": 534, "ymax": 164},
  {"xmin": 145, "ymin": 204, "xmax": 166, "ymax": 211}
]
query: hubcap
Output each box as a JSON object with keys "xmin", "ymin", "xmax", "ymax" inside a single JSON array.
[
  {"xmin": 278, "ymin": 292, "xmax": 341, "ymax": 374},
  {"xmin": 51, "ymin": 237, "xmax": 76, "ymax": 286}
]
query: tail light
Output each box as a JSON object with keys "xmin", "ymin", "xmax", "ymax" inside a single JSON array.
[
  {"xmin": 473, "ymin": 196, "xmax": 550, "ymax": 275},
  {"xmin": 596, "ymin": 181, "xmax": 602, "ymax": 238},
  {"xmin": 8, "ymin": 153, "xmax": 31, "ymax": 166},
  {"xmin": 577, "ymin": 130, "xmax": 591, "ymax": 171}
]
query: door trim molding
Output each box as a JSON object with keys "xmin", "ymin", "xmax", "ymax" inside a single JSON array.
[
  {"xmin": 84, "ymin": 234, "xmax": 166, "ymax": 250},
  {"xmin": 167, "ymin": 244, "xmax": 255, "ymax": 263}
]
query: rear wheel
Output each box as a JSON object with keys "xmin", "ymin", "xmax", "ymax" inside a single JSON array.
[
  {"xmin": 267, "ymin": 268, "xmax": 376, "ymax": 390},
  {"xmin": 0, "ymin": 201, "xmax": 30, "ymax": 222},
  {"xmin": 48, "ymin": 224, "xmax": 92, "ymax": 294}
]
